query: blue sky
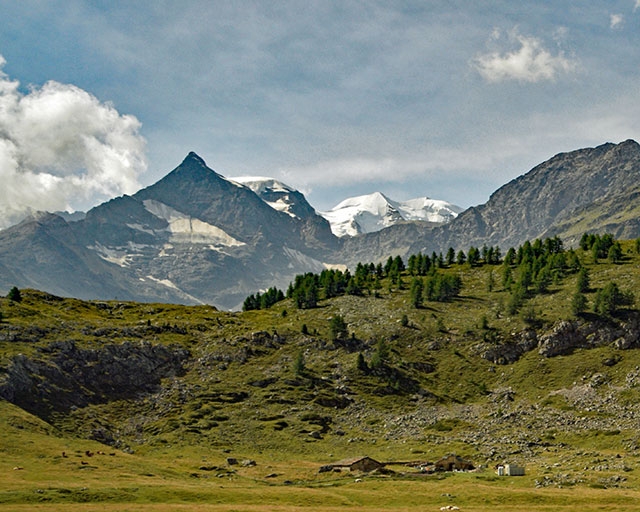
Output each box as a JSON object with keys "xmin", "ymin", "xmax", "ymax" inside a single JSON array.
[{"xmin": 0, "ymin": 1, "xmax": 639, "ymax": 226}]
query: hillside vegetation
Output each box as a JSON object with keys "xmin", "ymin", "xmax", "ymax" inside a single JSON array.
[{"xmin": 3, "ymin": 236, "xmax": 640, "ymax": 509}]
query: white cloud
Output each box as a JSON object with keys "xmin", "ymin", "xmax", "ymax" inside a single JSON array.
[
  {"xmin": 610, "ymin": 14, "xmax": 624, "ymax": 29},
  {"xmin": 473, "ymin": 30, "xmax": 577, "ymax": 83},
  {"xmin": 636, "ymin": 1, "xmax": 640, "ymax": 12},
  {"xmin": 0, "ymin": 55, "xmax": 146, "ymax": 228}
]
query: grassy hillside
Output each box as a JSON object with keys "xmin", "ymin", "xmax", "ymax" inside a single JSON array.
[{"xmin": 2, "ymin": 239, "xmax": 640, "ymax": 509}]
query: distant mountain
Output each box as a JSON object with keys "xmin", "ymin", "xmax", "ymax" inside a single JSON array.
[
  {"xmin": 2, "ymin": 140, "xmax": 640, "ymax": 308},
  {"xmin": 424, "ymin": 139, "xmax": 640, "ymax": 252},
  {"xmin": 0, "ymin": 153, "xmax": 338, "ymax": 309},
  {"xmin": 336, "ymin": 140, "xmax": 640, "ymax": 265},
  {"xmin": 230, "ymin": 176, "xmax": 316, "ymax": 220},
  {"xmin": 319, "ymin": 192, "xmax": 462, "ymax": 237}
]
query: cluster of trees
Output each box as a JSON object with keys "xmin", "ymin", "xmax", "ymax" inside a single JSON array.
[
  {"xmin": 579, "ymin": 233, "xmax": 623, "ymax": 263},
  {"xmin": 288, "ymin": 273, "xmax": 319, "ymax": 309},
  {"xmin": 407, "ymin": 245, "xmax": 502, "ymax": 275},
  {"xmin": 242, "ymin": 286, "xmax": 285, "ymax": 311},
  {"xmin": 286, "ymin": 261, "xmax": 397, "ymax": 310},
  {"xmin": 593, "ymin": 282, "xmax": 635, "ymax": 316},
  {"xmin": 410, "ymin": 272, "xmax": 463, "ymax": 307},
  {"xmin": 570, "ymin": 252, "xmax": 635, "ymax": 317},
  {"xmin": 500, "ymin": 237, "xmax": 577, "ymax": 315}
]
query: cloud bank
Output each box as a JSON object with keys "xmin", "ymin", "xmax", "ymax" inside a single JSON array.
[
  {"xmin": 0, "ymin": 55, "xmax": 146, "ymax": 228},
  {"xmin": 473, "ymin": 29, "xmax": 577, "ymax": 83}
]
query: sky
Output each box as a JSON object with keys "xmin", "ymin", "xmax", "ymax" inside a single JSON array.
[{"xmin": 0, "ymin": 1, "xmax": 639, "ymax": 228}]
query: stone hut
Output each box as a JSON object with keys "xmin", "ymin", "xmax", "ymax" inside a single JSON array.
[
  {"xmin": 329, "ymin": 456, "xmax": 384, "ymax": 473},
  {"xmin": 434, "ymin": 454, "xmax": 474, "ymax": 472}
]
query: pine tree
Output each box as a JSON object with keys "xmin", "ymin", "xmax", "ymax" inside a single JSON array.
[
  {"xmin": 446, "ymin": 247, "xmax": 455, "ymax": 266},
  {"xmin": 329, "ymin": 315, "xmax": 348, "ymax": 340},
  {"xmin": 356, "ymin": 352, "xmax": 368, "ymax": 373},
  {"xmin": 576, "ymin": 267, "xmax": 590, "ymax": 293},
  {"xmin": 370, "ymin": 339, "xmax": 389, "ymax": 369},
  {"xmin": 571, "ymin": 291, "xmax": 587, "ymax": 316},
  {"xmin": 467, "ymin": 246, "xmax": 480, "ymax": 266},
  {"xmin": 410, "ymin": 278, "xmax": 424, "ymax": 308},
  {"xmin": 293, "ymin": 351, "xmax": 306, "ymax": 376},
  {"xmin": 607, "ymin": 242, "xmax": 623, "ymax": 264},
  {"xmin": 487, "ymin": 270, "xmax": 495, "ymax": 292},
  {"xmin": 501, "ymin": 263, "xmax": 513, "ymax": 290},
  {"xmin": 7, "ymin": 286, "xmax": 21, "ymax": 302}
]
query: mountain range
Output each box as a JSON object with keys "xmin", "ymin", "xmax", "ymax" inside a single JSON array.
[
  {"xmin": 1, "ymin": 140, "xmax": 639, "ymax": 309},
  {"xmin": 318, "ymin": 192, "xmax": 461, "ymax": 237}
]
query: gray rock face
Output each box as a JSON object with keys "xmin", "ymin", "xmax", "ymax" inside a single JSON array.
[
  {"xmin": 0, "ymin": 153, "xmax": 339, "ymax": 309},
  {"xmin": 0, "ymin": 340, "xmax": 189, "ymax": 420},
  {"xmin": 476, "ymin": 313, "xmax": 640, "ymax": 364},
  {"xmin": 432, "ymin": 140, "xmax": 640, "ymax": 253}
]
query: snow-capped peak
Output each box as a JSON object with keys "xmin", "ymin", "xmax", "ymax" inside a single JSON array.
[
  {"xmin": 319, "ymin": 192, "xmax": 462, "ymax": 237},
  {"xmin": 229, "ymin": 176, "xmax": 303, "ymax": 218},
  {"xmin": 230, "ymin": 176, "xmax": 296, "ymax": 195}
]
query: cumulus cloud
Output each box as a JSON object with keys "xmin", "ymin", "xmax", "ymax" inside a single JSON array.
[
  {"xmin": 636, "ymin": 0, "xmax": 640, "ymax": 11},
  {"xmin": 0, "ymin": 55, "xmax": 146, "ymax": 228},
  {"xmin": 473, "ymin": 29, "xmax": 577, "ymax": 83},
  {"xmin": 610, "ymin": 14, "xmax": 624, "ymax": 29}
]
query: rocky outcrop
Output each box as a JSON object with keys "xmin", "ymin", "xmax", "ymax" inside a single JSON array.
[
  {"xmin": 539, "ymin": 315, "xmax": 640, "ymax": 357},
  {"xmin": 0, "ymin": 340, "xmax": 189, "ymax": 420},
  {"xmin": 538, "ymin": 321, "xmax": 585, "ymax": 357},
  {"xmin": 475, "ymin": 329, "xmax": 538, "ymax": 365},
  {"xmin": 477, "ymin": 314, "xmax": 640, "ymax": 363}
]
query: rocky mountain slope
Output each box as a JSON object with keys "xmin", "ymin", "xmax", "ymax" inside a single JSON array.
[
  {"xmin": 336, "ymin": 140, "xmax": 640, "ymax": 265},
  {"xmin": 0, "ymin": 153, "xmax": 338, "ymax": 309}
]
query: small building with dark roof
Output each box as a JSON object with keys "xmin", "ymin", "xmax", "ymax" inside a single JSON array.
[
  {"xmin": 434, "ymin": 454, "xmax": 474, "ymax": 472},
  {"xmin": 327, "ymin": 456, "xmax": 384, "ymax": 473}
]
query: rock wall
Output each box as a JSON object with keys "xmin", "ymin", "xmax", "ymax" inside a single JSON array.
[{"xmin": 0, "ymin": 340, "xmax": 189, "ymax": 420}]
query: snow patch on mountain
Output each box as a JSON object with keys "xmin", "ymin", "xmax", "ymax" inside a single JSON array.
[
  {"xmin": 90, "ymin": 241, "xmax": 149, "ymax": 268},
  {"xmin": 231, "ymin": 176, "xmax": 295, "ymax": 194},
  {"xmin": 320, "ymin": 192, "xmax": 462, "ymax": 237},
  {"xmin": 144, "ymin": 275, "xmax": 205, "ymax": 304},
  {"xmin": 142, "ymin": 199, "xmax": 245, "ymax": 246},
  {"xmin": 230, "ymin": 176, "xmax": 301, "ymax": 218}
]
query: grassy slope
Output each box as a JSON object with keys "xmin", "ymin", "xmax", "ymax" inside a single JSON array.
[{"xmin": 2, "ymin": 241, "xmax": 640, "ymax": 509}]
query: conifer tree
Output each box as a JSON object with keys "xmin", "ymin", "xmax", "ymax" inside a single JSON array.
[
  {"xmin": 410, "ymin": 278, "xmax": 424, "ymax": 308},
  {"xmin": 7, "ymin": 286, "xmax": 21, "ymax": 302}
]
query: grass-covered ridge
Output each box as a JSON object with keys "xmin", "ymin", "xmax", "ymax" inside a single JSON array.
[{"xmin": 2, "ymin": 236, "xmax": 640, "ymax": 509}]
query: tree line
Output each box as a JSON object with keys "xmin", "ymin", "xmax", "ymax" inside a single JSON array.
[{"xmin": 242, "ymin": 234, "xmax": 638, "ymax": 318}]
